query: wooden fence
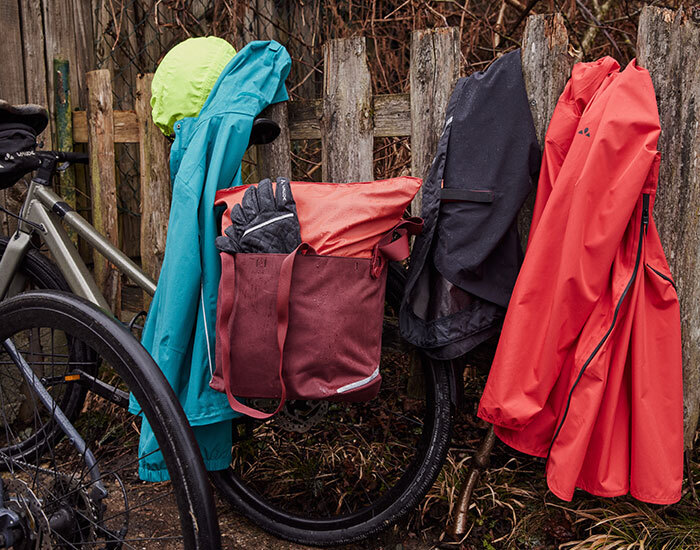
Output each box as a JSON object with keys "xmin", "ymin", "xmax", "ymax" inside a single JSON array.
[{"xmin": 3, "ymin": 5, "xmax": 700, "ymax": 446}]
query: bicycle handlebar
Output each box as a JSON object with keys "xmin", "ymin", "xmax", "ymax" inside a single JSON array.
[
  {"xmin": 52, "ymin": 151, "xmax": 89, "ymax": 165},
  {"xmin": 34, "ymin": 150, "xmax": 89, "ymax": 166},
  {"xmin": 28, "ymin": 151, "xmax": 89, "ymax": 186}
]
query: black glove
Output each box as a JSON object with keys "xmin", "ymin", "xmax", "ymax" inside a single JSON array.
[{"xmin": 215, "ymin": 177, "xmax": 302, "ymax": 255}]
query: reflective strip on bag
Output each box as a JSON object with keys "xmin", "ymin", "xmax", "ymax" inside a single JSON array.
[{"xmin": 336, "ymin": 367, "xmax": 380, "ymax": 394}]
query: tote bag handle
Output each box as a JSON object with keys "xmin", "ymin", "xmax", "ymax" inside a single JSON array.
[{"xmin": 222, "ymin": 242, "xmax": 312, "ymax": 419}]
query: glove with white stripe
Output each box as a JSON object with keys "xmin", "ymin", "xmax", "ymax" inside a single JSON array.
[{"xmin": 215, "ymin": 177, "xmax": 302, "ymax": 255}]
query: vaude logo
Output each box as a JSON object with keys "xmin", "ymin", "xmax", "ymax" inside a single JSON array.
[{"xmin": 3, "ymin": 151, "xmax": 35, "ymax": 161}]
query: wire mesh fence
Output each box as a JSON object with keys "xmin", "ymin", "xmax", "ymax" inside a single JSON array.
[
  {"xmin": 91, "ymin": 0, "xmax": 675, "ymax": 256},
  {"xmin": 94, "ymin": 1, "xmax": 208, "ymax": 253}
]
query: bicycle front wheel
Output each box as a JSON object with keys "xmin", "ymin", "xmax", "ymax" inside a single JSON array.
[
  {"xmin": 210, "ymin": 264, "xmax": 454, "ymax": 546},
  {"xmin": 0, "ymin": 290, "xmax": 220, "ymax": 549}
]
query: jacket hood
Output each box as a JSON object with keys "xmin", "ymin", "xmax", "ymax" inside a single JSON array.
[
  {"xmin": 151, "ymin": 36, "xmax": 236, "ymax": 136},
  {"xmin": 567, "ymin": 56, "xmax": 620, "ymax": 114},
  {"xmin": 196, "ymin": 40, "xmax": 290, "ymax": 121},
  {"xmin": 166, "ymin": 40, "xmax": 290, "ymax": 180}
]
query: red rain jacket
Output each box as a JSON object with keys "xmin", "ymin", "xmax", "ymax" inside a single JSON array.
[{"xmin": 477, "ymin": 57, "xmax": 683, "ymax": 504}]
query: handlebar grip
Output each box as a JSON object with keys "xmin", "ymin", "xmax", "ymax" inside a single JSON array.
[{"xmin": 55, "ymin": 151, "xmax": 89, "ymax": 164}]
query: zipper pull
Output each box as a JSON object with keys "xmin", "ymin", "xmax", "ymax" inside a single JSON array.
[{"xmin": 642, "ymin": 193, "xmax": 650, "ymax": 232}]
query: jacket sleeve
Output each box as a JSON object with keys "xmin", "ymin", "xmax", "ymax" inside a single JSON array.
[{"xmin": 139, "ymin": 182, "xmax": 203, "ymax": 393}]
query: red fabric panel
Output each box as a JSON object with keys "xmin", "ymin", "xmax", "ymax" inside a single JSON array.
[
  {"xmin": 212, "ymin": 252, "xmax": 386, "ymax": 405},
  {"xmin": 214, "ymin": 177, "xmax": 422, "ymax": 258}
]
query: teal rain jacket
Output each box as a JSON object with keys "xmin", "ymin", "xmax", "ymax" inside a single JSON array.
[{"xmin": 130, "ymin": 40, "xmax": 291, "ymax": 481}]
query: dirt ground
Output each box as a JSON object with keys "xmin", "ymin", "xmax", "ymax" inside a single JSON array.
[
  {"xmin": 216, "ymin": 499, "xmax": 440, "ymax": 550},
  {"xmin": 115, "ymin": 405, "xmax": 700, "ymax": 550}
]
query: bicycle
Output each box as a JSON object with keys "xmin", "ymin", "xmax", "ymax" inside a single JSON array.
[
  {"xmin": 0, "ymin": 102, "xmax": 455, "ymax": 546},
  {"xmin": 0, "ymin": 104, "xmax": 220, "ymax": 548}
]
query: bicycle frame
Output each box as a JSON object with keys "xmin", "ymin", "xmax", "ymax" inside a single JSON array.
[{"xmin": 0, "ymin": 179, "xmax": 156, "ymax": 309}]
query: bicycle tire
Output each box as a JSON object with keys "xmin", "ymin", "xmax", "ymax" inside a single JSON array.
[
  {"xmin": 0, "ymin": 290, "xmax": 221, "ymax": 549},
  {"xmin": 210, "ymin": 263, "xmax": 453, "ymax": 547},
  {"xmin": 0, "ymin": 236, "xmax": 71, "ymax": 293}
]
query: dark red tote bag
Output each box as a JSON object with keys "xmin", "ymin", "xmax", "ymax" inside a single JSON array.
[{"xmin": 210, "ymin": 219, "xmax": 421, "ymax": 419}]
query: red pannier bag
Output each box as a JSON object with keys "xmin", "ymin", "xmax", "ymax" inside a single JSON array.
[{"xmin": 210, "ymin": 177, "xmax": 423, "ymax": 419}]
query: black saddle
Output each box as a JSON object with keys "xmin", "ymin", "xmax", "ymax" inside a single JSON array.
[
  {"xmin": 0, "ymin": 101, "xmax": 48, "ymax": 189},
  {"xmin": 0, "ymin": 100, "xmax": 49, "ymax": 135}
]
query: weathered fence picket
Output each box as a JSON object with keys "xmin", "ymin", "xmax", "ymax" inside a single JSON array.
[
  {"xmin": 258, "ymin": 102, "xmax": 292, "ymax": 178},
  {"xmin": 521, "ymin": 15, "xmax": 574, "ymax": 145},
  {"xmin": 322, "ymin": 37, "xmax": 374, "ymax": 183},
  {"xmin": 410, "ymin": 27, "xmax": 461, "ymax": 216},
  {"xmin": 21, "ymin": 0, "xmax": 52, "ymax": 145},
  {"xmin": 135, "ymin": 73, "xmax": 170, "ymax": 309},
  {"xmin": 86, "ymin": 69, "xmax": 121, "ymax": 315},
  {"xmin": 54, "ymin": 59, "xmax": 77, "ymax": 244},
  {"xmin": 637, "ymin": 6, "xmax": 700, "ymax": 448},
  {"xmin": 518, "ymin": 14, "xmax": 574, "ymax": 244}
]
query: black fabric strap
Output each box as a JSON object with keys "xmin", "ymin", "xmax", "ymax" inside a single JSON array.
[{"xmin": 440, "ymin": 189, "xmax": 494, "ymax": 203}]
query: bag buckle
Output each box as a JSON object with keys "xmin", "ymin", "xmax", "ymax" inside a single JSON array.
[{"xmin": 370, "ymin": 250, "xmax": 385, "ymax": 279}]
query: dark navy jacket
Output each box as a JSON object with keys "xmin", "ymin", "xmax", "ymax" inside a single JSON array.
[{"xmin": 400, "ymin": 50, "xmax": 541, "ymax": 360}]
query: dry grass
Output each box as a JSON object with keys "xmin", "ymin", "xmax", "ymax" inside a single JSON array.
[
  {"xmin": 404, "ymin": 434, "xmax": 700, "ymax": 549},
  {"xmin": 397, "ymin": 339, "xmax": 700, "ymax": 550}
]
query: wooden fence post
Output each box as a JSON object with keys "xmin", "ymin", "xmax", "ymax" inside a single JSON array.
[
  {"xmin": 86, "ymin": 69, "xmax": 121, "ymax": 315},
  {"xmin": 135, "ymin": 73, "xmax": 171, "ymax": 309},
  {"xmin": 21, "ymin": 0, "xmax": 51, "ymax": 143},
  {"xmin": 322, "ymin": 37, "xmax": 373, "ymax": 183},
  {"xmin": 240, "ymin": 0, "xmax": 293, "ymax": 181},
  {"xmin": 0, "ymin": 1, "xmax": 27, "ymax": 106},
  {"xmin": 637, "ymin": 6, "xmax": 700, "ymax": 448},
  {"xmin": 518, "ymin": 14, "xmax": 574, "ymax": 244},
  {"xmin": 258, "ymin": 102, "xmax": 292, "ymax": 178},
  {"xmin": 54, "ymin": 58, "xmax": 77, "ymax": 244},
  {"xmin": 0, "ymin": 1, "xmax": 27, "ymax": 236},
  {"xmin": 520, "ymin": 14, "xmax": 574, "ymax": 147},
  {"xmin": 409, "ymin": 27, "xmax": 460, "ymax": 216}
]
